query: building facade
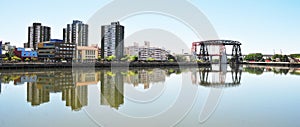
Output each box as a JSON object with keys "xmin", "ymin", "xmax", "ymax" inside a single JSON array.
[
  {"xmin": 38, "ymin": 39, "xmax": 75, "ymax": 62},
  {"xmin": 76, "ymin": 46, "xmax": 98, "ymax": 62},
  {"xmin": 63, "ymin": 20, "xmax": 88, "ymax": 46},
  {"xmin": 125, "ymin": 42, "xmax": 169, "ymax": 61},
  {"xmin": 138, "ymin": 47, "xmax": 168, "ymax": 61},
  {"xmin": 1, "ymin": 42, "xmax": 16, "ymax": 55},
  {"xmin": 101, "ymin": 22, "xmax": 124, "ymax": 60},
  {"xmin": 0, "ymin": 41, "xmax": 2, "ymax": 62},
  {"xmin": 27, "ymin": 23, "xmax": 51, "ymax": 50},
  {"xmin": 14, "ymin": 48, "xmax": 38, "ymax": 61},
  {"xmin": 124, "ymin": 42, "xmax": 139, "ymax": 56}
]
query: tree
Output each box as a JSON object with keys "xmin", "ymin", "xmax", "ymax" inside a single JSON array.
[
  {"xmin": 97, "ymin": 56, "xmax": 102, "ymax": 61},
  {"xmin": 272, "ymin": 54, "xmax": 283, "ymax": 61},
  {"xmin": 244, "ymin": 53, "xmax": 263, "ymax": 61},
  {"xmin": 5, "ymin": 50, "xmax": 15, "ymax": 61},
  {"xmin": 146, "ymin": 57, "xmax": 155, "ymax": 62},
  {"xmin": 129, "ymin": 55, "xmax": 138, "ymax": 62},
  {"xmin": 166, "ymin": 54, "xmax": 177, "ymax": 62},
  {"xmin": 12, "ymin": 56, "xmax": 21, "ymax": 61},
  {"xmin": 121, "ymin": 55, "xmax": 129, "ymax": 61},
  {"xmin": 32, "ymin": 58, "xmax": 38, "ymax": 62},
  {"xmin": 25, "ymin": 58, "xmax": 30, "ymax": 62},
  {"xmin": 290, "ymin": 54, "xmax": 300, "ymax": 58},
  {"xmin": 106, "ymin": 55, "xmax": 116, "ymax": 61},
  {"xmin": 3, "ymin": 57, "xmax": 9, "ymax": 61},
  {"xmin": 282, "ymin": 55, "xmax": 289, "ymax": 62},
  {"xmin": 169, "ymin": 59, "xmax": 175, "ymax": 62}
]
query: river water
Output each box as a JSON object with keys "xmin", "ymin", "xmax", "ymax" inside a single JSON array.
[{"xmin": 0, "ymin": 65, "xmax": 299, "ymax": 127}]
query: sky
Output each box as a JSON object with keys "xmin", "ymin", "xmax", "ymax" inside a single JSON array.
[{"xmin": 0, "ymin": 0, "xmax": 299, "ymax": 54}]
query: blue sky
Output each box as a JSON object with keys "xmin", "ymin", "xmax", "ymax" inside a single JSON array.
[{"xmin": 0, "ymin": 0, "xmax": 299, "ymax": 54}]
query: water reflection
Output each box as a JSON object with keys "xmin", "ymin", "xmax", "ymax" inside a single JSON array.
[
  {"xmin": 0, "ymin": 66, "xmax": 299, "ymax": 111},
  {"xmin": 243, "ymin": 65, "xmax": 300, "ymax": 75},
  {"xmin": 100, "ymin": 69, "xmax": 124, "ymax": 109},
  {"xmin": 191, "ymin": 64, "xmax": 242, "ymax": 88},
  {"xmin": 27, "ymin": 70, "xmax": 90, "ymax": 111}
]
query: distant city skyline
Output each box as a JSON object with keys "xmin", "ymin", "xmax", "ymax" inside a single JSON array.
[{"xmin": 0, "ymin": 0, "xmax": 299, "ymax": 54}]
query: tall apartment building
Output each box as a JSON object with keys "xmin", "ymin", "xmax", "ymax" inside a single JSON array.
[
  {"xmin": 27, "ymin": 23, "xmax": 51, "ymax": 50},
  {"xmin": 63, "ymin": 20, "xmax": 88, "ymax": 46},
  {"xmin": 101, "ymin": 22, "xmax": 124, "ymax": 59}
]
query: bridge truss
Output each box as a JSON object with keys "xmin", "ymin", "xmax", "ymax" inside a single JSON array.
[{"xmin": 192, "ymin": 40, "xmax": 242, "ymax": 63}]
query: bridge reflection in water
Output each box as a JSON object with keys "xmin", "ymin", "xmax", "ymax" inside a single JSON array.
[{"xmin": 192, "ymin": 64, "xmax": 242, "ymax": 88}]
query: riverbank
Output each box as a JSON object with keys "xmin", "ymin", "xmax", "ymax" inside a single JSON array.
[
  {"xmin": 0, "ymin": 62, "xmax": 210, "ymax": 69},
  {"xmin": 0, "ymin": 62, "xmax": 299, "ymax": 69}
]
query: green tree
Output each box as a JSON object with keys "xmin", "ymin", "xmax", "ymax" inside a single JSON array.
[
  {"xmin": 129, "ymin": 55, "xmax": 138, "ymax": 62},
  {"xmin": 282, "ymin": 55, "xmax": 289, "ymax": 62},
  {"xmin": 32, "ymin": 58, "xmax": 38, "ymax": 62},
  {"xmin": 5, "ymin": 50, "xmax": 15, "ymax": 61},
  {"xmin": 290, "ymin": 54, "xmax": 300, "ymax": 58},
  {"xmin": 106, "ymin": 55, "xmax": 116, "ymax": 61},
  {"xmin": 167, "ymin": 54, "xmax": 177, "ymax": 62},
  {"xmin": 12, "ymin": 56, "xmax": 21, "ymax": 61},
  {"xmin": 25, "ymin": 58, "xmax": 30, "ymax": 62},
  {"xmin": 244, "ymin": 53, "xmax": 263, "ymax": 61},
  {"xmin": 272, "ymin": 54, "xmax": 283, "ymax": 61},
  {"xmin": 168, "ymin": 59, "xmax": 175, "ymax": 62},
  {"xmin": 147, "ymin": 57, "xmax": 155, "ymax": 62},
  {"xmin": 3, "ymin": 57, "xmax": 9, "ymax": 61}
]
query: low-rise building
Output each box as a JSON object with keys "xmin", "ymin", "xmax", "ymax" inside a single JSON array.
[
  {"xmin": 2, "ymin": 42, "xmax": 16, "ymax": 54},
  {"xmin": 124, "ymin": 42, "xmax": 139, "ymax": 56},
  {"xmin": 76, "ymin": 46, "xmax": 98, "ymax": 62},
  {"xmin": 14, "ymin": 48, "xmax": 38, "ymax": 61},
  {"xmin": 138, "ymin": 47, "xmax": 168, "ymax": 61},
  {"xmin": 125, "ymin": 41, "xmax": 169, "ymax": 61},
  {"xmin": 38, "ymin": 39, "xmax": 75, "ymax": 62}
]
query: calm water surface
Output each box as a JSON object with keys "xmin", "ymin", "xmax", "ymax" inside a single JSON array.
[{"xmin": 0, "ymin": 65, "xmax": 299, "ymax": 127}]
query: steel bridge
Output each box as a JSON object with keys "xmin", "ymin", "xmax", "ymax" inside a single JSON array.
[{"xmin": 192, "ymin": 40, "xmax": 242, "ymax": 63}]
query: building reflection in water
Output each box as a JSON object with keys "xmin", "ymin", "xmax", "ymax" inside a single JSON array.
[
  {"xmin": 1, "ymin": 66, "xmax": 299, "ymax": 110},
  {"xmin": 123, "ymin": 68, "xmax": 166, "ymax": 89},
  {"xmin": 26, "ymin": 70, "xmax": 91, "ymax": 111},
  {"xmin": 100, "ymin": 69, "xmax": 124, "ymax": 109}
]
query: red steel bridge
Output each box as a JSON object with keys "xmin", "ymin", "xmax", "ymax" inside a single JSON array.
[{"xmin": 192, "ymin": 40, "xmax": 242, "ymax": 63}]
